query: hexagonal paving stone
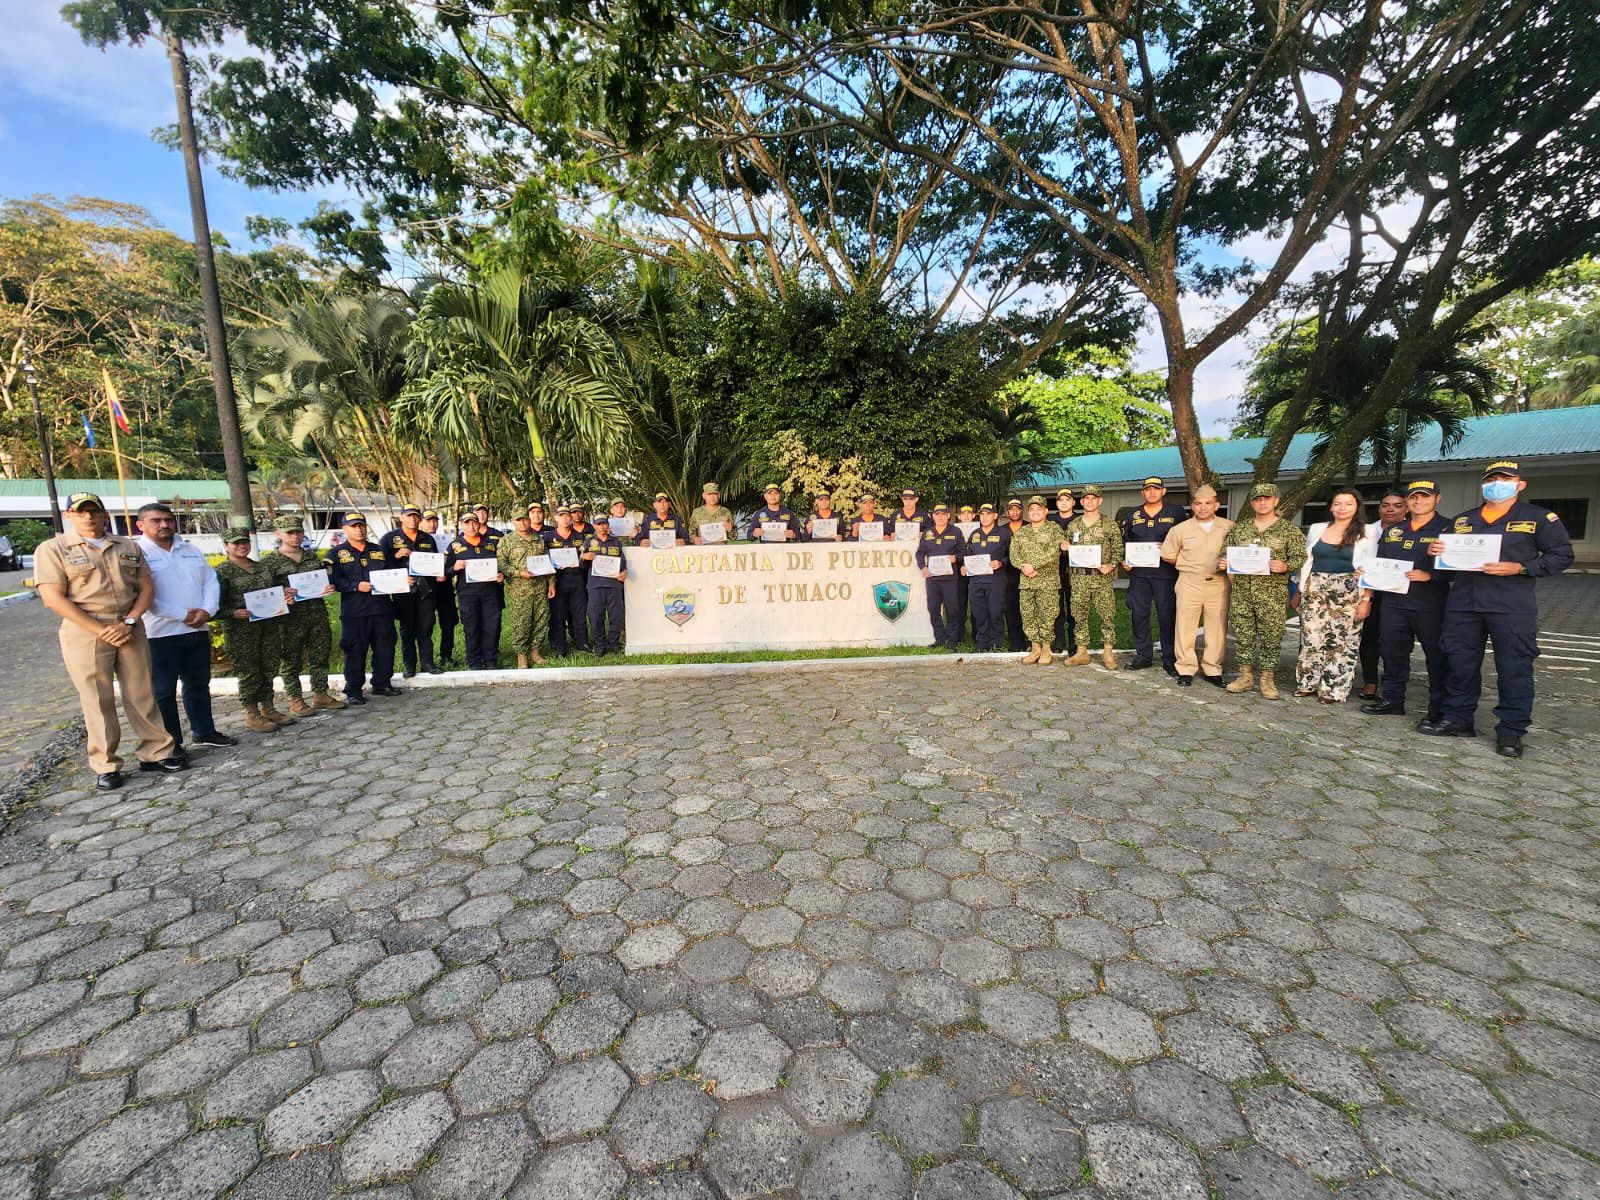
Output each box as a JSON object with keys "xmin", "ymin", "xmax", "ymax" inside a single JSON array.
[
  {"xmin": 621, "ymin": 1007, "xmax": 708, "ymax": 1080},
  {"xmin": 611, "ymin": 1078, "xmax": 717, "ymax": 1168},
  {"xmin": 704, "ymin": 1100, "xmax": 807, "ymax": 1199},
  {"xmin": 872, "ymin": 1075, "xmax": 966, "ymax": 1159},
  {"xmin": 618, "ymin": 925, "xmax": 689, "ymax": 970},
  {"xmin": 800, "ymin": 1129, "xmax": 910, "ymax": 1200},
  {"xmin": 695, "ymin": 1024, "xmax": 791, "ymax": 1099},
  {"xmin": 784, "ymin": 1047, "xmax": 878, "ymax": 1126},
  {"xmin": 1065, "ymin": 995, "xmax": 1162, "ymax": 1062},
  {"xmin": 340, "ymin": 1091, "xmax": 455, "ymax": 1187},
  {"xmin": 977, "ymin": 1096, "xmax": 1082, "ymax": 1194},
  {"xmin": 528, "ymin": 1056, "xmax": 631, "ymax": 1139},
  {"xmin": 540, "ymin": 992, "xmax": 632, "ymax": 1059},
  {"xmin": 264, "ymin": 1070, "xmax": 381, "ymax": 1152},
  {"xmin": 354, "ymin": 949, "xmax": 443, "ymax": 1003},
  {"xmin": 451, "ymin": 1036, "xmax": 552, "ymax": 1115},
  {"xmin": 979, "ymin": 983, "xmax": 1061, "ymax": 1045}
]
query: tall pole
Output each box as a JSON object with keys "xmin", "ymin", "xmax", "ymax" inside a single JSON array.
[
  {"xmin": 167, "ymin": 32, "xmax": 252, "ymax": 524},
  {"xmin": 20, "ymin": 346, "xmax": 62, "ymax": 533}
]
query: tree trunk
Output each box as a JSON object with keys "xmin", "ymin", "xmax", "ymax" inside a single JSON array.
[{"xmin": 1163, "ymin": 360, "xmax": 1210, "ymax": 488}]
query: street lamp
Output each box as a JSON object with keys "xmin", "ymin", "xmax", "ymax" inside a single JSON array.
[{"xmin": 20, "ymin": 345, "xmax": 63, "ymax": 533}]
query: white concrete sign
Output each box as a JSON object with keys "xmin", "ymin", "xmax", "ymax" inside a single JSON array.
[{"xmin": 623, "ymin": 544, "xmax": 933, "ymax": 653}]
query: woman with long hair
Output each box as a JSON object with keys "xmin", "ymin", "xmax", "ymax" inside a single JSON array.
[{"xmin": 1294, "ymin": 488, "xmax": 1380, "ymax": 702}]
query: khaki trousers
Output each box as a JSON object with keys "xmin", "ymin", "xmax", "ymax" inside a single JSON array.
[
  {"xmin": 59, "ymin": 620, "xmax": 176, "ymax": 774},
  {"xmin": 1175, "ymin": 574, "xmax": 1229, "ymax": 677}
]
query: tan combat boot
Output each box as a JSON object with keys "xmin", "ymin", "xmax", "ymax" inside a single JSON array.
[
  {"xmin": 1022, "ymin": 643, "xmax": 1042, "ymax": 664},
  {"xmin": 1039, "ymin": 645, "xmax": 1054, "ymax": 666},
  {"xmin": 260, "ymin": 701, "xmax": 294, "ymax": 725},
  {"xmin": 1258, "ymin": 672, "xmax": 1280, "ymax": 700},
  {"xmin": 529, "ymin": 649, "xmax": 548, "ymax": 666},
  {"xmin": 516, "ymin": 653, "xmax": 529, "ymax": 669},
  {"xmin": 1101, "ymin": 644, "xmax": 1118, "ymax": 670},
  {"xmin": 1225, "ymin": 668, "xmax": 1256, "ymax": 693},
  {"xmin": 310, "ymin": 691, "xmax": 347, "ymax": 710},
  {"xmin": 286, "ymin": 696, "xmax": 314, "ymax": 718},
  {"xmin": 1064, "ymin": 647, "xmax": 1091, "ymax": 666},
  {"xmin": 243, "ymin": 704, "xmax": 277, "ymax": 733}
]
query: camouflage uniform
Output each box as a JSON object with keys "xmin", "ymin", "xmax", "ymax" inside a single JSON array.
[
  {"xmin": 689, "ymin": 503, "xmax": 736, "ymax": 542},
  {"xmin": 1009, "ymin": 521, "xmax": 1063, "ymax": 644},
  {"xmin": 497, "ymin": 530, "xmax": 550, "ymax": 655},
  {"xmin": 1222, "ymin": 516, "xmax": 1308, "ymax": 669},
  {"xmin": 1064, "ymin": 514, "xmax": 1125, "ymax": 645},
  {"xmin": 259, "ymin": 547, "xmax": 332, "ymax": 698},
  {"xmin": 215, "ymin": 559, "xmax": 282, "ymax": 708}
]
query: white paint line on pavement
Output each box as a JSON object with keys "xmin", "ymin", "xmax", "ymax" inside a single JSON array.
[
  {"xmin": 1538, "ymin": 652, "xmax": 1600, "ymax": 664},
  {"xmin": 1543, "ymin": 630, "xmax": 1600, "ymax": 641},
  {"xmin": 0, "ymin": 591, "xmax": 38, "ymax": 612}
]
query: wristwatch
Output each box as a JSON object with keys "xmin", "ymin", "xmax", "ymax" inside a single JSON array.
[{"xmin": 122, "ymin": 617, "xmax": 138, "ymax": 627}]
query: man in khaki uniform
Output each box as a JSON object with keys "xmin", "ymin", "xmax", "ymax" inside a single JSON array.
[
  {"xmin": 33, "ymin": 492, "xmax": 185, "ymax": 790},
  {"xmin": 1161, "ymin": 484, "xmax": 1234, "ymax": 687}
]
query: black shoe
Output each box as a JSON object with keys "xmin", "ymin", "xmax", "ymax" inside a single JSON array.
[
  {"xmin": 192, "ymin": 731, "xmax": 238, "ymax": 748},
  {"xmin": 403, "ymin": 669, "xmax": 417, "ymax": 679},
  {"xmin": 1496, "ymin": 735, "xmax": 1523, "ymax": 758},
  {"xmin": 95, "ymin": 771, "xmax": 123, "ymax": 791},
  {"xmin": 1360, "ymin": 701, "xmax": 1406, "ymax": 716},
  {"xmin": 346, "ymin": 692, "xmax": 367, "ymax": 705},
  {"xmin": 423, "ymin": 664, "xmax": 444, "ymax": 675},
  {"xmin": 1175, "ymin": 675, "xmax": 1193, "ymax": 687},
  {"xmin": 1202, "ymin": 674, "xmax": 1226, "ymax": 688},
  {"xmin": 372, "ymin": 685, "xmax": 403, "ymax": 697},
  {"xmin": 139, "ymin": 756, "xmax": 189, "ymax": 774},
  {"xmin": 1163, "ymin": 663, "xmax": 1178, "ymax": 676},
  {"xmin": 1417, "ymin": 718, "xmax": 1475, "ymax": 737},
  {"xmin": 1126, "ymin": 659, "xmax": 1154, "ymax": 671}
]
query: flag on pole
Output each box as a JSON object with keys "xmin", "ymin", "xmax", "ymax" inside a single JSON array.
[
  {"xmin": 80, "ymin": 413, "xmax": 96, "ymax": 448},
  {"xmin": 105, "ymin": 375, "xmax": 131, "ymax": 433}
]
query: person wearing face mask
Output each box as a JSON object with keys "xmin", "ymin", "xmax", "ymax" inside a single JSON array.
[{"xmin": 1419, "ymin": 461, "xmax": 1573, "ymax": 758}]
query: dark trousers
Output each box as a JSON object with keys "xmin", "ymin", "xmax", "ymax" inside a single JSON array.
[
  {"xmin": 459, "ymin": 590, "xmax": 503, "ymax": 670},
  {"xmin": 1004, "ymin": 568, "xmax": 1025, "ymax": 650},
  {"xmin": 435, "ymin": 586, "xmax": 458, "ymax": 663},
  {"xmin": 1359, "ymin": 592, "xmax": 1384, "ymax": 687},
  {"xmin": 147, "ymin": 631, "xmax": 217, "ymax": 747},
  {"xmin": 925, "ymin": 577, "xmax": 960, "ymax": 648},
  {"xmin": 1379, "ymin": 602, "xmax": 1446, "ymax": 718},
  {"xmin": 1439, "ymin": 608, "xmax": 1539, "ymax": 738},
  {"xmin": 394, "ymin": 590, "xmax": 437, "ymax": 673},
  {"xmin": 968, "ymin": 578, "xmax": 1003, "ymax": 651},
  {"xmin": 341, "ymin": 615, "xmax": 396, "ymax": 695},
  {"xmin": 551, "ymin": 586, "xmax": 589, "ymax": 655},
  {"xmin": 954, "ymin": 576, "xmax": 969, "ymax": 645},
  {"xmin": 1126, "ymin": 574, "xmax": 1177, "ymax": 666},
  {"xmin": 586, "ymin": 587, "xmax": 624, "ymax": 653},
  {"xmin": 1051, "ymin": 563, "xmax": 1077, "ymax": 653}
]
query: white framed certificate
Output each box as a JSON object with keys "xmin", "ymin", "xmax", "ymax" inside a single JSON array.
[
  {"xmin": 243, "ymin": 586, "xmax": 288, "ymax": 621},
  {"xmin": 964, "ymin": 554, "xmax": 994, "ymax": 576},
  {"xmin": 810, "ymin": 517, "xmax": 838, "ymax": 540},
  {"xmin": 761, "ymin": 521, "xmax": 789, "ymax": 542},
  {"xmin": 1124, "ymin": 542, "xmax": 1161, "ymax": 569},
  {"xmin": 856, "ymin": 521, "xmax": 884, "ymax": 543},
  {"xmin": 700, "ymin": 522, "xmax": 727, "ymax": 544},
  {"xmin": 590, "ymin": 554, "xmax": 621, "ymax": 579},
  {"xmin": 1067, "ymin": 545, "xmax": 1103, "ymax": 569},
  {"xmin": 608, "ymin": 515, "xmax": 636, "ymax": 538},
  {"xmin": 370, "ymin": 568, "xmax": 411, "ymax": 594},
  {"xmin": 649, "ymin": 528, "xmax": 678, "ymax": 549},
  {"xmin": 1359, "ymin": 557, "xmax": 1412, "ymax": 594},
  {"xmin": 926, "ymin": 555, "xmax": 954, "ymax": 577},
  {"xmin": 407, "ymin": 551, "xmax": 444, "ymax": 576},
  {"xmin": 286, "ymin": 568, "xmax": 329, "ymax": 598},
  {"xmin": 1438, "ymin": 533, "xmax": 1502, "ymax": 571},
  {"xmin": 954, "ymin": 521, "xmax": 979, "ymax": 539},
  {"xmin": 526, "ymin": 554, "xmax": 555, "ymax": 576},
  {"xmin": 894, "ymin": 521, "xmax": 922, "ymax": 542},
  {"xmin": 550, "ymin": 547, "xmax": 580, "ymax": 569},
  {"xmin": 1226, "ymin": 545, "xmax": 1271, "ymax": 575},
  {"xmin": 464, "ymin": 558, "xmax": 500, "ymax": 584}
]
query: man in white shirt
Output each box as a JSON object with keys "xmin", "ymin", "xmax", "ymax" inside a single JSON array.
[{"xmin": 136, "ymin": 503, "xmax": 236, "ymax": 754}]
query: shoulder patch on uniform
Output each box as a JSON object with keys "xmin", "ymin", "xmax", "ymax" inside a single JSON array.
[
  {"xmin": 1453, "ymin": 517, "xmax": 1471, "ymax": 532},
  {"xmin": 1546, "ymin": 510, "xmax": 1562, "ymax": 522},
  {"xmin": 1506, "ymin": 520, "xmax": 1537, "ymax": 533},
  {"xmin": 337, "ymin": 550, "xmax": 354, "ymax": 563}
]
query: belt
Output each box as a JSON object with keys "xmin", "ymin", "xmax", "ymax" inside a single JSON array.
[{"xmin": 85, "ymin": 612, "xmax": 130, "ymax": 623}]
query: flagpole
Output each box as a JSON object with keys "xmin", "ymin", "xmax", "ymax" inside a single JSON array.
[{"xmin": 103, "ymin": 370, "xmax": 134, "ymax": 536}]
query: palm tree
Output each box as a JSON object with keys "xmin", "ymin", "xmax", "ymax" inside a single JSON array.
[
  {"xmin": 1531, "ymin": 308, "xmax": 1600, "ymax": 408},
  {"xmin": 980, "ymin": 394, "xmax": 1048, "ymax": 498},
  {"xmin": 237, "ymin": 294, "xmax": 420, "ymax": 513},
  {"xmin": 400, "ymin": 269, "xmax": 635, "ymax": 506}
]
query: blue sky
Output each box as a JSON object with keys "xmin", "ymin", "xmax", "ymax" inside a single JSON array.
[{"xmin": 2, "ymin": 5, "xmax": 1253, "ymax": 434}]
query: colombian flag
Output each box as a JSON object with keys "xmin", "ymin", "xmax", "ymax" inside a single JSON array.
[{"xmin": 102, "ymin": 370, "xmax": 131, "ymax": 433}]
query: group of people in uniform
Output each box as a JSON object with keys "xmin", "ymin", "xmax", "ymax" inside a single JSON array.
[{"xmin": 30, "ymin": 458, "xmax": 1573, "ymax": 790}]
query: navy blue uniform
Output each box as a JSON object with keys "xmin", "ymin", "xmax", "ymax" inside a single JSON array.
[
  {"xmin": 804, "ymin": 512, "xmax": 846, "ymax": 542},
  {"xmin": 638, "ymin": 513, "xmax": 689, "ymax": 546},
  {"xmin": 917, "ymin": 526, "xmax": 966, "ymax": 648},
  {"xmin": 1121, "ymin": 502, "xmax": 1184, "ymax": 667},
  {"xmin": 1438, "ymin": 500, "xmax": 1574, "ymax": 737},
  {"xmin": 747, "ymin": 506, "xmax": 801, "ymax": 541},
  {"xmin": 1373, "ymin": 515, "xmax": 1451, "ymax": 718},
  {"xmin": 965, "ymin": 526, "xmax": 1009, "ymax": 651},
  {"xmin": 848, "ymin": 513, "xmax": 890, "ymax": 541},
  {"xmin": 584, "ymin": 534, "xmax": 627, "ymax": 653},
  {"xmin": 378, "ymin": 528, "xmax": 440, "ymax": 674},
  {"xmin": 998, "ymin": 522, "xmax": 1026, "ymax": 650},
  {"xmin": 1047, "ymin": 510, "xmax": 1077, "ymax": 653},
  {"xmin": 445, "ymin": 532, "xmax": 503, "ymax": 670},
  {"xmin": 891, "ymin": 508, "xmax": 931, "ymax": 544},
  {"xmin": 547, "ymin": 530, "xmax": 589, "ymax": 654},
  {"xmin": 328, "ymin": 540, "xmax": 397, "ymax": 695}
]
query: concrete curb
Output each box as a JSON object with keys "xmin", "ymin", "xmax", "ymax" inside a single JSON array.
[
  {"xmin": 0, "ymin": 717, "xmax": 85, "ymax": 828},
  {"xmin": 203, "ymin": 649, "xmax": 1032, "ymax": 695},
  {"xmin": 0, "ymin": 591, "xmax": 38, "ymax": 612}
]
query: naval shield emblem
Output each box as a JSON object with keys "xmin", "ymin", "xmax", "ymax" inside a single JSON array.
[
  {"xmin": 663, "ymin": 587, "xmax": 695, "ymax": 627},
  {"xmin": 872, "ymin": 580, "xmax": 910, "ymax": 623}
]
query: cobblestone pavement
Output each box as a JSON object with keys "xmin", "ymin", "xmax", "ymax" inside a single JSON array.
[
  {"xmin": 0, "ymin": 599, "xmax": 80, "ymax": 789},
  {"xmin": 2, "ymin": 650, "xmax": 1599, "ymax": 1200}
]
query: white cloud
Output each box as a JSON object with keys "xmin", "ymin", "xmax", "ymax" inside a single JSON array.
[{"xmin": 0, "ymin": 8, "xmax": 175, "ymax": 136}]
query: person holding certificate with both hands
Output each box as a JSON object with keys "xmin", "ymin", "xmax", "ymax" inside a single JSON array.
[
  {"xmin": 1359, "ymin": 481, "xmax": 1452, "ymax": 723},
  {"xmin": 1419, "ymin": 460, "xmax": 1573, "ymax": 758},
  {"xmin": 215, "ymin": 522, "xmax": 295, "ymax": 732},
  {"xmin": 1220, "ymin": 483, "xmax": 1307, "ymax": 699},
  {"xmin": 1292, "ymin": 488, "xmax": 1379, "ymax": 704}
]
